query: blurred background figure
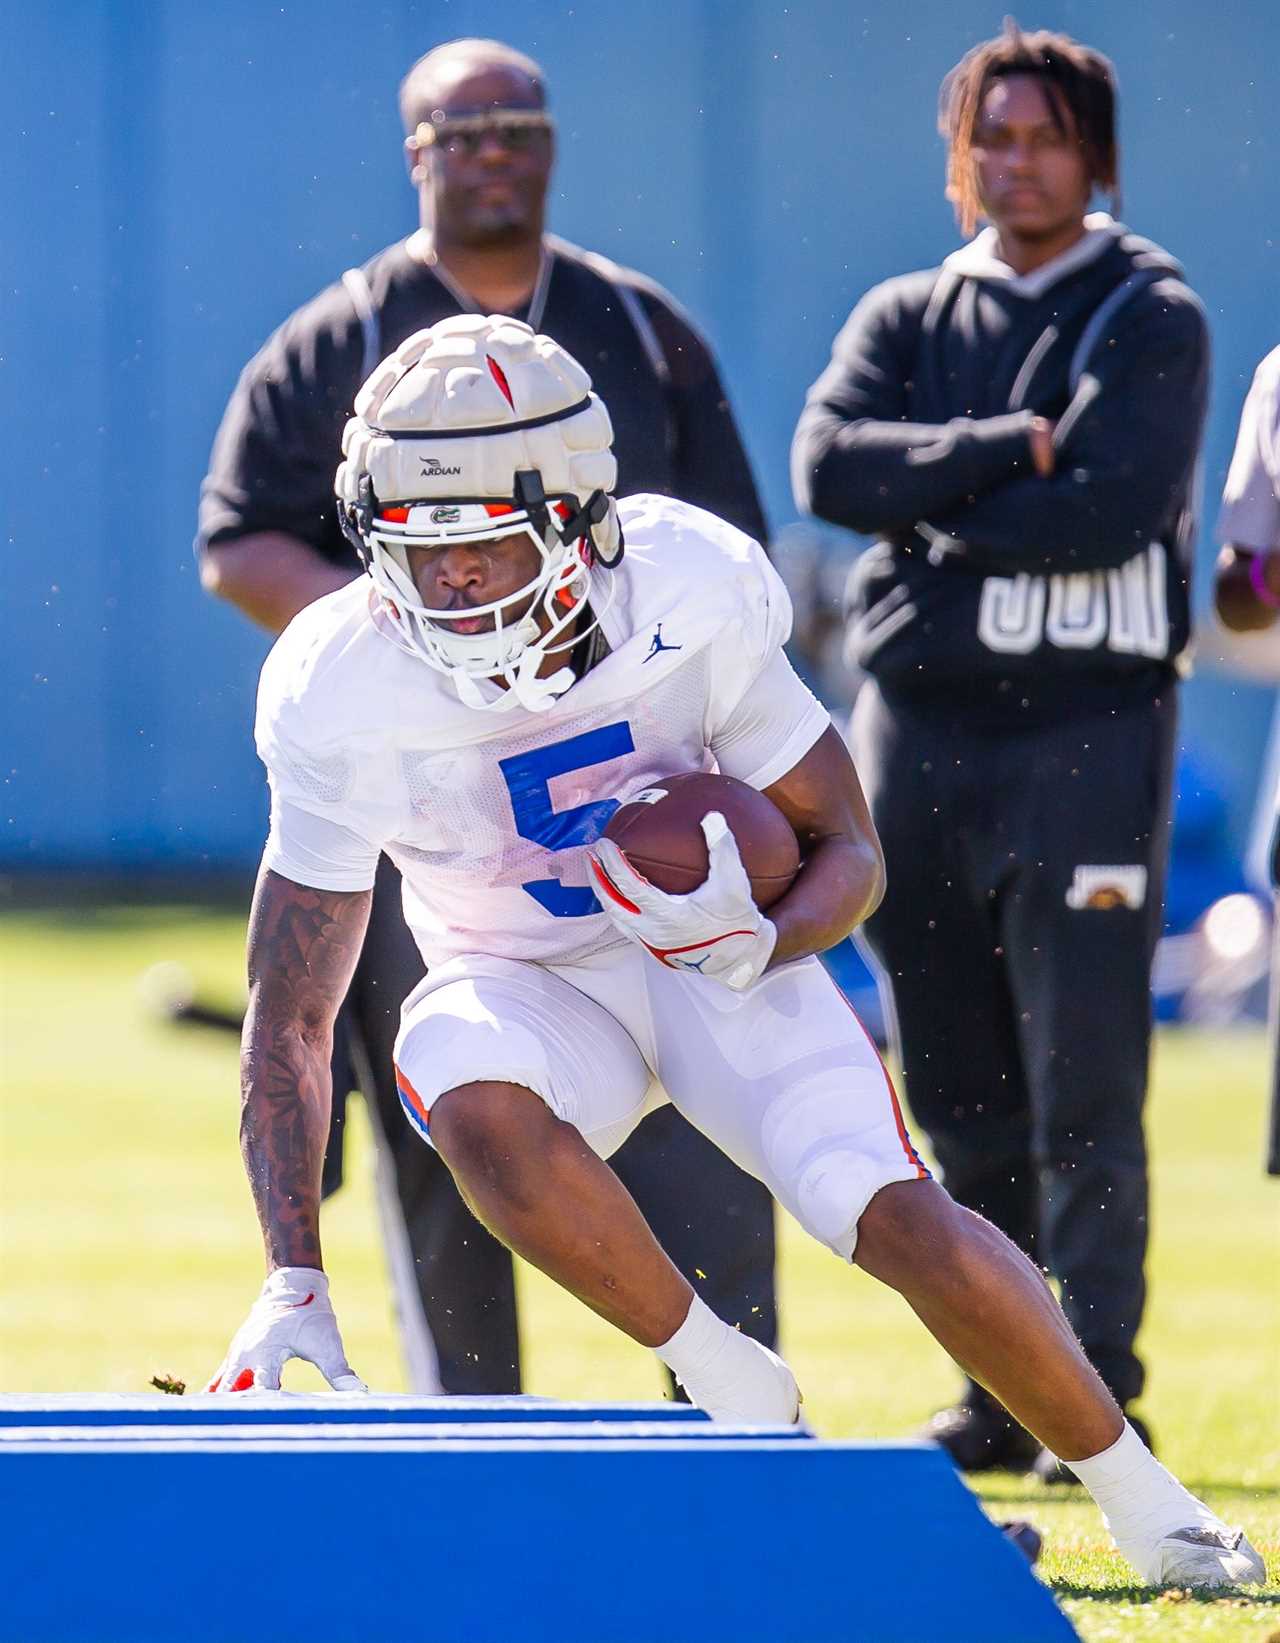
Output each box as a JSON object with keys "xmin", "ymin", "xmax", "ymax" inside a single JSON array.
[
  {"xmin": 1212, "ymin": 344, "xmax": 1280, "ymax": 1174},
  {"xmin": 196, "ymin": 36, "xmax": 777, "ymax": 1395},
  {"xmin": 791, "ymin": 24, "xmax": 1209, "ymax": 1479}
]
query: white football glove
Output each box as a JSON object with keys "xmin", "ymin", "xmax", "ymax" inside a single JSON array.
[
  {"xmin": 204, "ymin": 1267, "xmax": 367, "ymax": 1394},
  {"xmin": 590, "ymin": 812, "xmax": 777, "ymax": 991}
]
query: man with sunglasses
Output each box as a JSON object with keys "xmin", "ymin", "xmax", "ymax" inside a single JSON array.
[{"xmin": 197, "ymin": 37, "xmax": 773, "ymax": 1398}]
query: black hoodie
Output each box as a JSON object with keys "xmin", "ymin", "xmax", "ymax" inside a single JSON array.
[{"xmin": 792, "ymin": 215, "xmax": 1209, "ymax": 721}]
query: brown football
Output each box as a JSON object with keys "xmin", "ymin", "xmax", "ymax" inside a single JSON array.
[{"xmin": 602, "ymin": 771, "xmax": 800, "ymax": 908}]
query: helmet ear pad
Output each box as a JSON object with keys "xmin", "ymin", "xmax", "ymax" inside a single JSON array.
[
  {"xmin": 337, "ymin": 472, "xmax": 377, "ymax": 568},
  {"xmin": 512, "ymin": 473, "xmax": 624, "ymax": 569},
  {"xmin": 584, "ymin": 492, "xmax": 624, "ymax": 568}
]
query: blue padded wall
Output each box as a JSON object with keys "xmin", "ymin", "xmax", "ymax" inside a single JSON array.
[{"xmin": 0, "ymin": 1415, "xmax": 1078, "ymax": 1641}]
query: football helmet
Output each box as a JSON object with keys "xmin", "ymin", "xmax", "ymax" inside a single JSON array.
[{"xmin": 336, "ymin": 314, "xmax": 622, "ymax": 712}]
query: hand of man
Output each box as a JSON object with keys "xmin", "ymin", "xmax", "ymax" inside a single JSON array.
[
  {"xmin": 1028, "ymin": 416, "xmax": 1057, "ymax": 477},
  {"xmin": 205, "ymin": 1267, "xmax": 367, "ymax": 1394},
  {"xmin": 590, "ymin": 812, "xmax": 777, "ymax": 991}
]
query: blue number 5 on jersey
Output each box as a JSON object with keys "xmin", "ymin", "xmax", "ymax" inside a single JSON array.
[{"xmin": 499, "ymin": 722, "xmax": 635, "ymax": 917}]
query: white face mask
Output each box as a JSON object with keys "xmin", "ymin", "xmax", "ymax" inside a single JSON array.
[{"xmin": 363, "ymin": 499, "xmax": 605, "ymax": 713}]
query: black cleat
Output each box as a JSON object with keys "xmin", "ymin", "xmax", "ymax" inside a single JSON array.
[
  {"xmin": 922, "ymin": 1391, "xmax": 1042, "ymax": 1473},
  {"xmin": 998, "ymin": 1519, "xmax": 1043, "ymax": 1566},
  {"xmin": 1033, "ymin": 1411, "xmax": 1153, "ymax": 1486}
]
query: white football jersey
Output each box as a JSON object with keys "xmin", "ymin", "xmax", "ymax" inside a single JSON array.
[{"xmin": 256, "ymin": 494, "xmax": 831, "ymax": 967}]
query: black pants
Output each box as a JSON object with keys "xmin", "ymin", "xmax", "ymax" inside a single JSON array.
[
  {"xmin": 324, "ymin": 858, "xmax": 777, "ymax": 1394},
  {"xmin": 851, "ymin": 681, "xmax": 1177, "ymax": 1409}
]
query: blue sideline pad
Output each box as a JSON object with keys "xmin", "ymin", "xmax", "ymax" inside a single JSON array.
[
  {"xmin": 0, "ymin": 1392, "xmax": 709, "ymax": 1426},
  {"xmin": 0, "ymin": 1437, "xmax": 1077, "ymax": 1643},
  {"xmin": 0, "ymin": 1419, "xmax": 807, "ymax": 1446}
]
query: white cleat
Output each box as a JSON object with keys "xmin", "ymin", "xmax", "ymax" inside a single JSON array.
[{"xmin": 1129, "ymin": 1524, "xmax": 1266, "ymax": 1588}]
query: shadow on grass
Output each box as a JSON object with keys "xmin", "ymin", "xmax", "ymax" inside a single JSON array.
[{"xmin": 1052, "ymin": 1581, "xmax": 1280, "ymax": 1605}]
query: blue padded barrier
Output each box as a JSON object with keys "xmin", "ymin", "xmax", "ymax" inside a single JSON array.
[
  {"xmin": 0, "ymin": 1419, "xmax": 806, "ymax": 1447},
  {"xmin": 0, "ymin": 1392, "xmax": 707, "ymax": 1427},
  {"xmin": 0, "ymin": 1431, "xmax": 1077, "ymax": 1642}
]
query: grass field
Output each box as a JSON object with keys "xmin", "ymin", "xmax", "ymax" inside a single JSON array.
[{"xmin": 2, "ymin": 902, "xmax": 1277, "ymax": 1641}]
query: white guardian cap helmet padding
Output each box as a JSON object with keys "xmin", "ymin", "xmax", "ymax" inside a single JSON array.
[{"xmin": 336, "ymin": 314, "xmax": 622, "ymax": 712}]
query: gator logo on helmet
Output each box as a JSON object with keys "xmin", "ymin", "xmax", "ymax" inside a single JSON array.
[{"xmin": 430, "ymin": 506, "xmax": 462, "ymax": 524}]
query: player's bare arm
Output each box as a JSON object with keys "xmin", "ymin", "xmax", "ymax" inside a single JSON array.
[
  {"xmin": 762, "ymin": 724, "xmax": 885, "ymax": 969},
  {"xmin": 204, "ymin": 870, "xmax": 372, "ymax": 1394},
  {"xmin": 241, "ymin": 868, "xmax": 372, "ymax": 1268},
  {"xmin": 200, "ymin": 530, "xmax": 358, "ymax": 634}
]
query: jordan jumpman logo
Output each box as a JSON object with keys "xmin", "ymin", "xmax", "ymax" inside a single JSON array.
[{"xmin": 643, "ymin": 623, "xmax": 683, "ymax": 663}]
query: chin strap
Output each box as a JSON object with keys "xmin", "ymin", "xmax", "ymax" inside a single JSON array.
[
  {"xmin": 516, "ymin": 665, "xmax": 577, "ymax": 712},
  {"xmin": 451, "ymin": 650, "xmax": 576, "ymax": 714},
  {"xmin": 510, "ymin": 641, "xmax": 576, "ymax": 711}
]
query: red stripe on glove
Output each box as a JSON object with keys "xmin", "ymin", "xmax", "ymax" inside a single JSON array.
[{"xmin": 589, "ymin": 854, "xmax": 642, "ymax": 915}]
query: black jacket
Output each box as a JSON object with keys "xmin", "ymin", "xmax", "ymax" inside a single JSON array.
[
  {"xmin": 792, "ymin": 217, "xmax": 1209, "ymax": 718},
  {"xmin": 200, "ymin": 234, "xmax": 766, "ymax": 564}
]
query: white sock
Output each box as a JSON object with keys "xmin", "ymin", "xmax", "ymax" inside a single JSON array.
[
  {"xmin": 654, "ymin": 1294, "xmax": 799, "ymax": 1424},
  {"xmin": 1070, "ymin": 1421, "xmax": 1221, "ymax": 1568}
]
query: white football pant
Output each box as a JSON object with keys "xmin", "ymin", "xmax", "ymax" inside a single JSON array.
[{"xmin": 394, "ymin": 946, "xmax": 927, "ymax": 1260}]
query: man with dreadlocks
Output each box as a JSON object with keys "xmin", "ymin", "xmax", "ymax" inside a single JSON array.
[{"xmin": 793, "ymin": 25, "xmax": 1208, "ymax": 1481}]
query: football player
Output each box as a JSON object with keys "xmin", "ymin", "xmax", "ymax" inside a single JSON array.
[{"xmin": 208, "ymin": 314, "xmax": 1262, "ymax": 1589}]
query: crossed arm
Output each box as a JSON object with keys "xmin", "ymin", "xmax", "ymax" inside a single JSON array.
[
  {"xmin": 239, "ymin": 867, "xmax": 371, "ymax": 1269},
  {"xmin": 794, "ymin": 280, "xmax": 1209, "ymax": 576}
]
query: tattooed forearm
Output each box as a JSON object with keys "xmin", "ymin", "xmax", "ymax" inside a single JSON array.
[{"xmin": 239, "ymin": 868, "xmax": 372, "ymax": 1271}]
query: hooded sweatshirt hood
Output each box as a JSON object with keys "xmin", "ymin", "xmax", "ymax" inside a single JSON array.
[{"xmin": 942, "ymin": 212, "xmax": 1185, "ymax": 301}]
